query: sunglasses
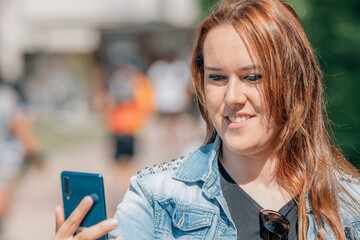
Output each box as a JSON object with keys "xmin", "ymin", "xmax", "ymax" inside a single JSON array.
[{"xmin": 260, "ymin": 209, "xmax": 290, "ymax": 240}]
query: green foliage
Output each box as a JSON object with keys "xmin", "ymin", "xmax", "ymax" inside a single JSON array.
[
  {"xmin": 200, "ymin": 0, "xmax": 220, "ymax": 19},
  {"xmin": 286, "ymin": 0, "xmax": 360, "ymax": 167}
]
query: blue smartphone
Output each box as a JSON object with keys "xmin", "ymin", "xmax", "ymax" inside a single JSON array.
[{"xmin": 61, "ymin": 171, "xmax": 108, "ymax": 240}]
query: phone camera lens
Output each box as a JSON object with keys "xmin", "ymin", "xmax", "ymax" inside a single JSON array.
[{"xmin": 64, "ymin": 177, "xmax": 70, "ymax": 195}]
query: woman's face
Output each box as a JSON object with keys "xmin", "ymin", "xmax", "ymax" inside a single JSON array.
[{"xmin": 203, "ymin": 24, "xmax": 278, "ymax": 159}]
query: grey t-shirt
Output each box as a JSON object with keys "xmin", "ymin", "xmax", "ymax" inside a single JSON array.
[{"xmin": 219, "ymin": 161, "xmax": 298, "ymax": 240}]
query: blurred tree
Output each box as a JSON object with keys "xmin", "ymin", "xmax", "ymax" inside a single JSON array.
[
  {"xmin": 200, "ymin": 0, "xmax": 220, "ymax": 18},
  {"xmin": 288, "ymin": 0, "xmax": 360, "ymax": 168},
  {"xmin": 200, "ymin": 0, "xmax": 360, "ymax": 167}
]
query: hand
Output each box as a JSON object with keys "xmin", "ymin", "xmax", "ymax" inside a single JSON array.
[{"xmin": 53, "ymin": 196, "xmax": 122, "ymax": 240}]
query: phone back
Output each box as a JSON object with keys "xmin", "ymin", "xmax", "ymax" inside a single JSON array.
[{"xmin": 61, "ymin": 171, "xmax": 107, "ymax": 239}]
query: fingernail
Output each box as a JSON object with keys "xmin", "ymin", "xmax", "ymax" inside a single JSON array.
[{"xmin": 107, "ymin": 218, "xmax": 118, "ymax": 227}]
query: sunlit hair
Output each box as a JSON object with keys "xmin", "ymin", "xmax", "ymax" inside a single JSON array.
[{"xmin": 191, "ymin": 0, "xmax": 360, "ymax": 239}]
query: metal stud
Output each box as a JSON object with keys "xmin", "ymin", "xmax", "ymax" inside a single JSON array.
[
  {"xmin": 148, "ymin": 168, "xmax": 153, "ymax": 171},
  {"xmin": 139, "ymin": 174, "xmax": 144, "ymax": 178},
  {"xmin": 150, "ymin": 171, "xmax": 155, "ymax": 174},
  {"xmin": 174, "ymin": 167, "xmax": 177, "ymax": 170},
  {"xmin": 177, "ymin": 161, "xmax": 181, "ymax": 165},
  {"xmin": 163, "ymin": 168, "xmax": 167, "ymax": 171},
  {"xmin": 167, "ymin": 163, "xmax": 172, "ymax": 166},
  {"xmin": 137, "ymin": 171, "xmax": 142, "ymax": 174}
]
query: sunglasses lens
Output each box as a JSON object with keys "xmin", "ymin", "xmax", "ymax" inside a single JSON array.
[
  {"xmin": 265, "ymin": 220, "xmax": 288, "ymax": 236},
  {"xmin": 261, "ymin": 210, "xmax": 290, "ymax": 238}
]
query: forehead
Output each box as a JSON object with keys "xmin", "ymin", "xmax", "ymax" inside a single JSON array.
[{"xmin": 203, "ymin": 24, "xmax": 257, "ymax": 68}]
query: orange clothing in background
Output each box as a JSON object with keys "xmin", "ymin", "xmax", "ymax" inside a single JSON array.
[
  {"xmin": 106, "ymin": 73, "xmax": 154, "ymax": 135},
  {"xmin": 134, "ymin": 73, "xmax": 155, "ymax": 115}
]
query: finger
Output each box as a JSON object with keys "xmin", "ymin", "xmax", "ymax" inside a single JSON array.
[
  {"xmin": 57, "ymin": 196, "xmax": 93, "ymax": 238},
  {"xmin": 55, "ymin": 205, "xmax": 65, "ymax": 233},
  {"xmin": 74, "ymin": 218, "xmax": 118, "ymax": 240}
]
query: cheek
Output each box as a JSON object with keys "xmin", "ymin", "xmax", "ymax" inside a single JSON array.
[
  {"xmin": 250, "ymin": 89, "xmax": 269, "ymax": 118},
  {"xmin": 248, "ymin": 90, "xmax": 277, "ymax": 133},
  {"xmin": 204, "ymin": 86, "xmax": 223, "ymax": 112},
  {"xmin": 204, "ymin": 88, "xmax": 223, "ymax": 129},
  {"xmin": 257, "ymin": 114, "xmax": 279, "ymax": 145}
]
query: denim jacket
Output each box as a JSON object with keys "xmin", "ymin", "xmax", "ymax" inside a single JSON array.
[{"xmin": 110, "ymin": 135, "xmax": 360, "ymax": 239}]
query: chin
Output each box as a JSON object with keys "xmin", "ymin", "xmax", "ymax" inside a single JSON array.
[
  {"xmin": 222, "ymin": 134, "xmax": 270, "ymax": 156},
  {"xmin": 223, "ymin": 137, "xmax": 254, "ymax": 154}
]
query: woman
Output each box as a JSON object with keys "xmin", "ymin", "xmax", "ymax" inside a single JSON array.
[{"xmin": 54, "ymin": 0, "xmax": 360, "ymax": 239}]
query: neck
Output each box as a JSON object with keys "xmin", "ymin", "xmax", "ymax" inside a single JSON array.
[
  {"xmin": 219, "ymin": 142, "xmax": 293, "ymax": 210},
  {"xmin": 219, "ymin": 143, "xmax": 277, "ymax": 186}
]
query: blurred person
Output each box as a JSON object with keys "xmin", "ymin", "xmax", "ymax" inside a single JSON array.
[
  {"xmin": 147, "ymin": 54, "xmax": 190, "ymax": 115},
  {"xmin": 0, "ymin": 80, "xmax": 41, "ymax": 238},
  {"xmin": 105, "ymin": 65, "xmax": 154, "ymax": 192},
  {"xmin": 147, "ymin": 54, "xmax": 192, "ymax": 151},
  {"xmin": 54, "ymin": 0, "xmax": 360, "ymax": 239}
]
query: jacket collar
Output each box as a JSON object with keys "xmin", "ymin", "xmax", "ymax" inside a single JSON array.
[
  {"xmin": 173, "ymin": 135, "xmax": 221, "ymax": 199},
  {"xmin": 173, "ymin": 134, "xmax": 316, "ymax": 213}
]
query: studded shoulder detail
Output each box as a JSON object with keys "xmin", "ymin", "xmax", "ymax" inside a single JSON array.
[{"xmin": 136, "ymin": 155, "xmax": 187, "ymax": 179}]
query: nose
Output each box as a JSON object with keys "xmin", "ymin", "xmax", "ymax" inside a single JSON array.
[{"xmin": 224, "ymin": 75, "xmax": 247, "ymax": 106}]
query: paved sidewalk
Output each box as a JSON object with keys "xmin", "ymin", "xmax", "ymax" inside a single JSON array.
[
  {"xmin": 3, "ymin": 142, "xmax": 114, "ymax": 240},
  {"xmin": 3, "ymin": 115, "xmax": 204, "ymax": 240}
]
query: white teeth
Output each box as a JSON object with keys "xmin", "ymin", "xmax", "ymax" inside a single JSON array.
[{"xmin": 228, "ymin": 116, "xmax": 248, "ymax": 123}]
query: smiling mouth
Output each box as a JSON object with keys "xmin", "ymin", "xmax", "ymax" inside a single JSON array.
[{"xmin": 227, "ymin": 115, "xmax": 251, "ymax": 123}]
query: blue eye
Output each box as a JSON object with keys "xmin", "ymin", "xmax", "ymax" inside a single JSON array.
[
  {"xmin": 209, "ymin": 74, "xmax": 226, "ymax": 81},
  {"xmin": 244, "ymin": 74, "xmax": 262, "ymax": 82}
]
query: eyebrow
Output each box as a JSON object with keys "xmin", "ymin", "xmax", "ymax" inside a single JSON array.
[{"xmin": 204, "ymin": 65, "xmax": 259, "ymax": 71}]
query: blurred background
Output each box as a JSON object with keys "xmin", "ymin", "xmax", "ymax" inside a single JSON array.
[{"xmin": 0, "ymin": 0, "xmax": 359, "ymax": 239}]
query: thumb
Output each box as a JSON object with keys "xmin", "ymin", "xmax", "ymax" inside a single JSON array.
[{"xmin": 55, "ymin": 205, "xmax": 65, "ymax": 233}]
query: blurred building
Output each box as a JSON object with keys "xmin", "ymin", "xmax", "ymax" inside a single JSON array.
[
  {"xmin": 0, "ymin": 0, "xmax": 199, "ymax": 80},
  {"xmin": 0, "ymin": 0, "xmax": 200, "ymax": 122}
]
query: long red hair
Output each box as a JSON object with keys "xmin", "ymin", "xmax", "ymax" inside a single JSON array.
[{"xmin": 191, "ymin": 0, "xmax": 360, "ymax": 239}]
